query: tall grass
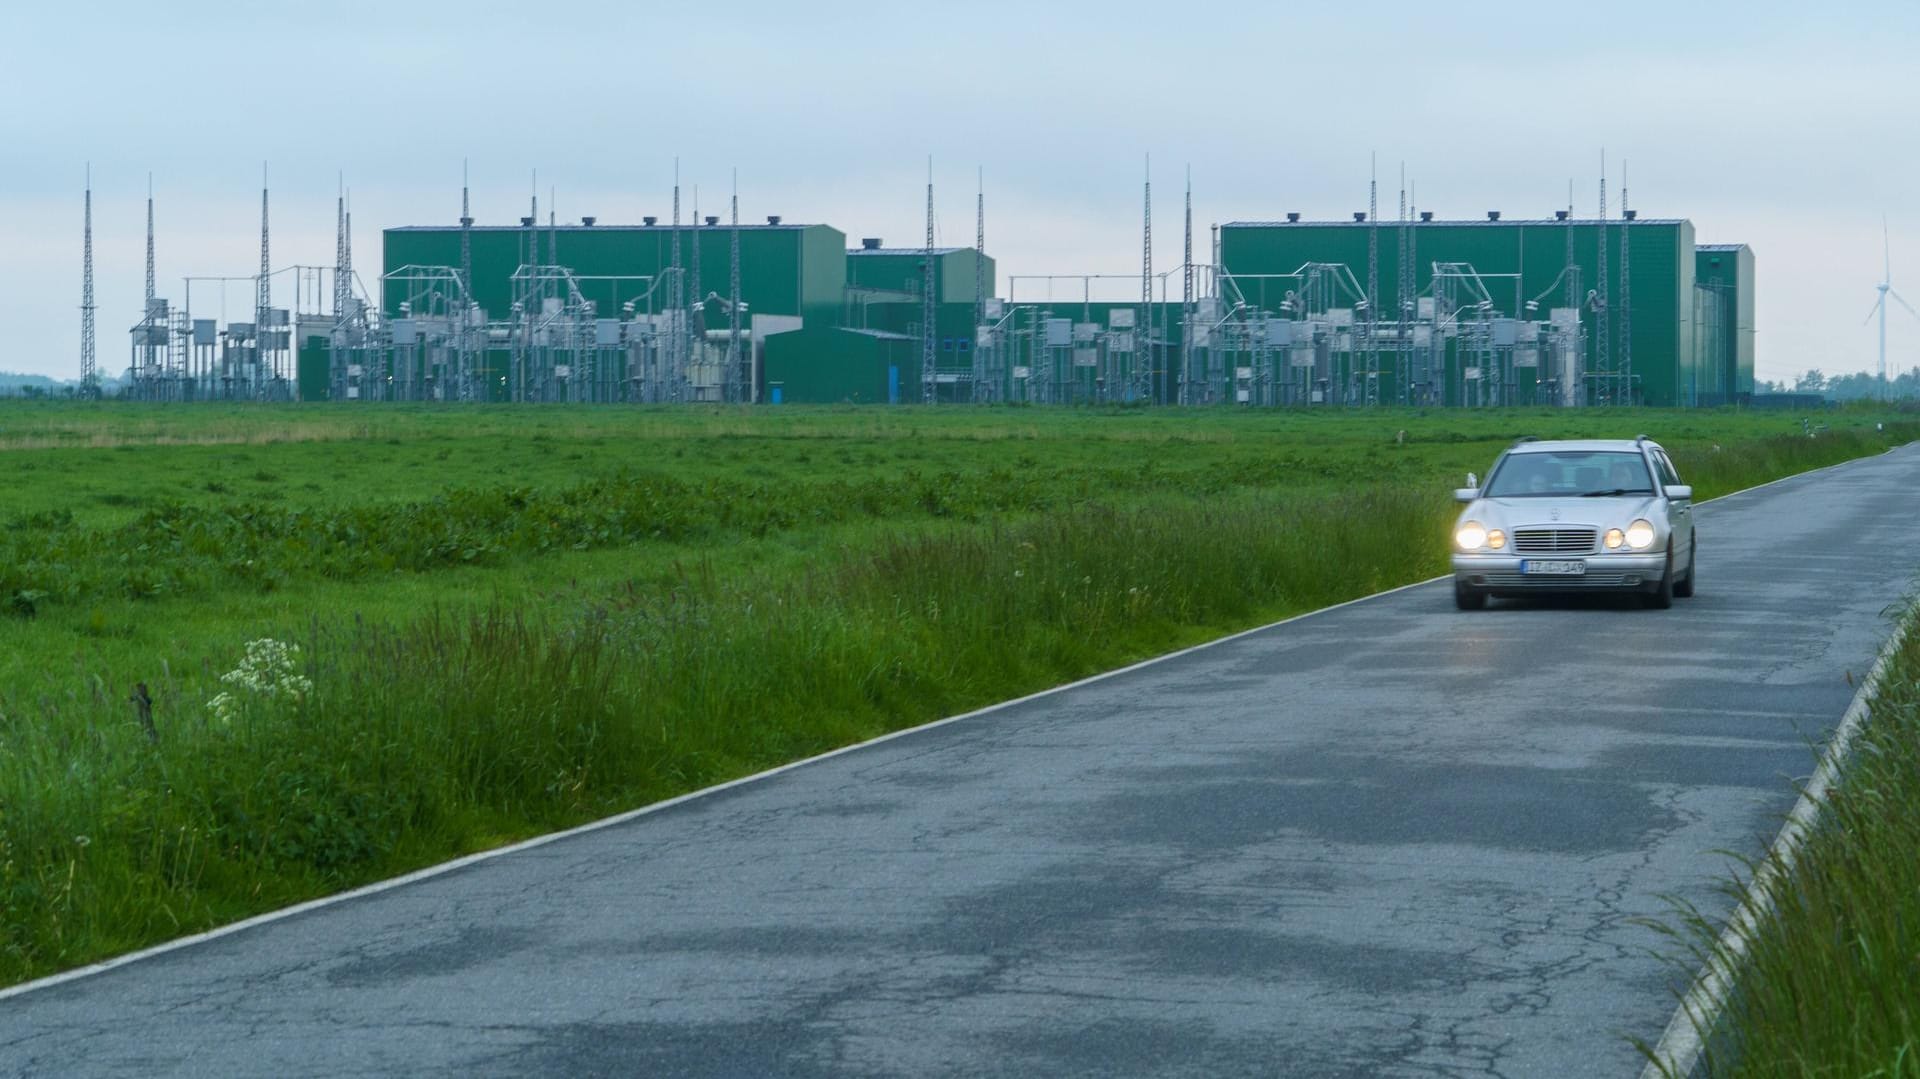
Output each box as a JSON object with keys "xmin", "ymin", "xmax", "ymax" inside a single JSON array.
[
  {"xmin": 1641, "ymin": 608, "xmax": 1920, "ymax": 1077},
  {"xmin": 0, "ymin": 486, "xmax": 1450, "ymax": 985}
]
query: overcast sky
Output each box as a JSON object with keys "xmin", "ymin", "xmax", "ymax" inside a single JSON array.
[{"xmin": 4, "ymin": 0, "xmax": 1916, "ymax": 384}]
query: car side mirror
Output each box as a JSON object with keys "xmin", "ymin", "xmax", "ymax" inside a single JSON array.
[
  {"xmin": 1453, "ymin": 488, "xmax": 1479, "ymax": 503},
  {"xmin": 1665, "ymin": 484, "xmax": 1692, "ymax": 502}
]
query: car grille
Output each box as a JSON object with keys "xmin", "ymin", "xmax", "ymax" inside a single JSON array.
[{"xmin": 1511, "ymin": 527, "xmax": 1597, "ymax": 554}]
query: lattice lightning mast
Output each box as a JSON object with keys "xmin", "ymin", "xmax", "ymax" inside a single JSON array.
[
  {"xmin": 728, "ymin": 169, "xmax": 743, "ymax": 403},
  {"xmin": 145, "ymin": 174, "xmax": 156, "ymax": 309},
  {"xmin": 922, "ymin": 158, "xmax": 936, "ymax": 405},
  {"xmin": 1597, "ymin": 152, "xmax": 1610, "ymax": 401},
  {"xmin": 257, "ymin": 164, "xmax": 272, "ymax": 397},
  {"xmin": 80, "ymin": 165, "xmax": 96, "ymax": 394},
  {"xmin": 1367, "ymin": 154, "xmax": 1379, "ymax": 404},
  {"xmin": 1139, "ymin": 155, "xmax": 1153, "ymax": 402},
  {"xmin": 1182, "ymin": 166, "xmax": 1194, "ymax": 405},
  {"xmin": 1619, "ymin": 160, "xmax": 1632, "ymax": 402},
  {"xmin": 974, "ymin": 167, "xmax": 987, "ymax": 400}
]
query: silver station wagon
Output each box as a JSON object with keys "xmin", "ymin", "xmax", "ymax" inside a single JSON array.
[{"xmin": 1450, "ymin": 436, "xmax": 1697, "ymax": 610}]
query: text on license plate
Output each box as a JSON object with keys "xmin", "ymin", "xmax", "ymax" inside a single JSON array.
[{"xmin": 1520, "ymin": 559, "xmax": 1586, "ymax": 576}]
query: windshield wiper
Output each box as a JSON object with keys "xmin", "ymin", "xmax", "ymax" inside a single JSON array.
[{"xmin": 1579, "ymin": 488, "xmax": 1649, "ymax": 497}]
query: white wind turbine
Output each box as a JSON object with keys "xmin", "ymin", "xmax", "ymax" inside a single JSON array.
[{"xmin": 1866, "ymin": 218, "xmax": 1920, "ymax": 395}]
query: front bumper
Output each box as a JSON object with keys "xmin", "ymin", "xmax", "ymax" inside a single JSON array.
[{"xmin": 1451, "ymin": 552, "xmax": 1667, "ymax": 591}]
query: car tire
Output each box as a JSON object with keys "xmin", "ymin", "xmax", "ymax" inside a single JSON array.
[
  {"xmin": 1645, "ymin": 546, "xmax": 1675, "ymax": 609},
  {"xmin": 1454, "ymin": 582, "xmax": 1486, "ymax": 610},
  {"xmin": 1674, "ymin": 534, "xmax": 1696, "ymax": 598}
]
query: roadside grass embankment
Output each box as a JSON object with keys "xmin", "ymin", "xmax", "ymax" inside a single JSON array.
[
  {"xmin": 0, "ymin": 408, "xmax": 1915, "ymax": 989},
  {"xmin": 1641, "ymin": 604, "xmax": 1920, "ymax": 1078}
]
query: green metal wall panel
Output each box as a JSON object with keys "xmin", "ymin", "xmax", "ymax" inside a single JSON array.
[
  {"xmin": 1696, "ymin": 245, "xmax": 1755, "ymax": 399},
  {"xmin": 1219, "ymin": 219, "xmax": 1697, "ymax": 406},
  {"xmin": 763, "ymin": 326, "xmax": 915, "ymax": 403},
  {"xmin": 381, "ymin": 224, "xmax": 846, "ymax": 329}
]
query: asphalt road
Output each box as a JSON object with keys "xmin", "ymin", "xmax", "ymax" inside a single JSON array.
[{"xmin": 7, "ymin": 444, "xmax": 1919, "ymax": 1078}]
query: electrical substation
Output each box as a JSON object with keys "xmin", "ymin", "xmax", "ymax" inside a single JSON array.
[{"xmin": 89, "ymin": 166, "xmax": 1755, "ymax": 408}]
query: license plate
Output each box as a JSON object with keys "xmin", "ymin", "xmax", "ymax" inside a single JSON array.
[{"xmin": 1520, "ymin": 559, "xmax": 1586, "ymax": 576}]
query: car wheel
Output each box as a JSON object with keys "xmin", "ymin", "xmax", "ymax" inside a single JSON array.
[
  {"xmin": 1645, "ymin": 545, "xmax": 1674, "ymax": 609},
  {"xmin": 1454, "ymin": 582, "xmax": 1486, "ymax": 610},
  {"xmin": 1674, "ymin": 534, "xmax": 1696, "ymax": 598}
]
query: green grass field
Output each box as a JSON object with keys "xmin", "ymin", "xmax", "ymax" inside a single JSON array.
[{"xmin": 2, "ymin": 401, "xmax": 1914, "ymax": 989}]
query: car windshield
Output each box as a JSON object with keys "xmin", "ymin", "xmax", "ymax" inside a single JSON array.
[{"xmin": 1483, "ymin": 450, "xmax": 1654, "ymax": 498}]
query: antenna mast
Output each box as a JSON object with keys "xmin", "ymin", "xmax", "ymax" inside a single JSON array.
[
  {"xmin": 1367, "ymin": 153, "xmax": 1379, "ymax": 405},
  {"xmin": 974, "ymin": 167, "xmax": 987, "ymax": 401},
  {"xmin": 1397, "ymin": 165, "xmax": 1411, "ymax": 405},
  {"xmin": 1619, "ymin": 160, "xmax": 1632, "ymax": 404},
  {"xmin": 1597, "ymin": 152, "xmax": 1610, "ymax": 402},
  {"xmin": 259, "ymin": 164, "xmax": 275, "ymax": 397},
  {"xmin": 922, "ymin": 158, "xmax": 937, "ymax": 405},
  {"xmin": 1182, "ymin": 166, "xmax": 1194, "ymax": 405},
  {"xmin": 81, "ymin": 165, "xmax": 97, "ymax": 395},
  {"xmin": 459, "ymin": 160, "xmax": 473, "ymax": 318},
  {"xmin": 145, "ymin": 174, "xmax": 156, "ymax": 308},
  {"xmin": 728, "ymin": 168, "xmax": 743, "ymax": 403},
  {"xmin": 1139, "ymin": 154, "xmax": 1153, "ymax": 403},
  {"xmin": 671, "ymin": 159, "xmax": 683, "ymax": 399}
]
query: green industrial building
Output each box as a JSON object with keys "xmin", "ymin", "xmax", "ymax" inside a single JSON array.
[
  {"xmin": 1694, "ymin": 244, "xmax": 1757, "ymax": 403},
  {"xmin": 1217, "ymin": 216, "xmax": 1755, "ymax": 407},
  {"xmin": 296, "ymin": 206, "xmax": 1751, "ymax": 407},
  {"xmin": 319, "ymin": 223, "xmax": 993, "ymax": 404}
]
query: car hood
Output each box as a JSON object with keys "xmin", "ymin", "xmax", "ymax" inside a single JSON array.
[{"xmin": 1460, "ymin": 495, "xmax": 1661, "ymax": 530}]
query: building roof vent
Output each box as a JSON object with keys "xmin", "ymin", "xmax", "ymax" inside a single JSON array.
[
  {"xmin": 1554, "ymin": 210, "xmax": 1569, "ymax": 221},
  {"xmin": 705, "ymin": 215, "xmax": 720, "ymax": 226},
  {"xmin": 766, "ymin": 215, "xmax": 782, "ymax": 225},
  {"xmin": 1353, "ymin": 211, "xmax": 1367, "ymax": 222},
  {"xmin": 520, "ymin": 216, "xmax": 535, "ymax": 227},
  {"xmin": 861, "ymin": 237, "xmax": 883, "ymax": 250},
  {"xmin": 643, "ymin": 215, "xmax": 658, "ymax": 226},
  {"xmin": 1487, "ymin": 211, "xmax": 1501, "ymax": 221},
  {"xmin": 1623, "ymin": 209, "xmax": 1638, "ymax": 221},
  {"xmin": 459, "ymin": 216, "xmax": 474, "ymax": 227},
  {"xmin": 1419, "ymin": 211, "xmax": 1433, "ymax": 222},
  {"xmin": 581, "ymin": 216, "xmax": 596, "ymax": 227},
  {"xmin": 1286, "ymin": 212, "xmax": 1300, "ymax": 223}
]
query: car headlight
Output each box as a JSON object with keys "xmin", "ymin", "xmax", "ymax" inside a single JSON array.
[
  {"xmin": 1455, "ymin": 521, "xmax": 1487, "ymax": 550},
  {"xmin": 1486, "ymin": 529, "xmax": 1506, "ymax": 550},
  {"xmin": 1604, "ymin": 528, "xmax": 1625, "ymax": 550},
  {"xmin": 1625, "ymin": 519, "xmax": 1656, "ymax": 550}
]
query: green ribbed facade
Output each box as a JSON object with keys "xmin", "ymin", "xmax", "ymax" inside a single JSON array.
[{"xmin": 1219, "ymin": 218, "xmax": 1719, "ymax": 406}]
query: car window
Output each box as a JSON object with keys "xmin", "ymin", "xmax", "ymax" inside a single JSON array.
[
  {"xmin": 1483, "ymin": 451, "xmax": 1655, "ymax": 498},
  {"xmin": 1652, "ymin": 450, "xmax": 1681, "ymax": 486}
]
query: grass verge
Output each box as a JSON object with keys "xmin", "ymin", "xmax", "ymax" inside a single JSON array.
[
  {"xmin": 1, "ymin": 411, "xmax": 1915, "ymax": 989},
  {"xmin": 1640, "ymin": 601, "xmax": 1920, "ymax": 1077}
]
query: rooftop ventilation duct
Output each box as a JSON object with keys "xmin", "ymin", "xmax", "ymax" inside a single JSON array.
[
  {"xmin": 1624, "ymin": 209, "xmax": 1638, "ymax": 221},
  {"xmin": 705, "ymin": 216, "xmax": 719, "ymax": 226},
  {"xmin": 1487, "ymin": 211, "xmax": 1500, "ymax": 221},
  {"xmin": 1353, "ymin": 212, "xmax": 1367, "ymax": 222},
  {"xmin": 1555, "ymin": 210, "xmax": 1570, "ymax": 221},
  {"xmin": 861, "ymin": 237, "xmax": 883, "ymax": 250},
  {"xmin": 766, "ymin": 215, "xmax": 782, "ymax": 225},
  {"xmin": 643, "ymin": 216, "xmax": 658, "ymax": 226},
  {"xmin": 1420, "ymin": 211, "xmax": 1434, "ymax": 222},
  {"xmin": 581, "ymin": 216, "xmax": 596, "ymax": 226},
  {"xmin": 519, "ymin": 216, "xmax": 535, "ymax": 226},
  {"xmin": 1286, "ymin": 212, "xmax": 1300, "ymax": 223}
]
